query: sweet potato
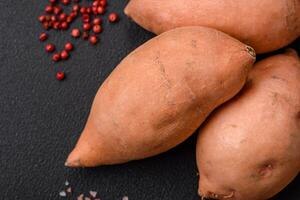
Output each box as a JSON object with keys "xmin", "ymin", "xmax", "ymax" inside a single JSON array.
[
  {"xmin": 196, "ymin": 49, "xmax": 300, "ymax": 200},
  {"xmin": 124, "ymin": 0, "xmax": 300, "ymax": 54},
  {"xmin": 65, "ymin": 26, "xmax": 255, "ymax": 167}
]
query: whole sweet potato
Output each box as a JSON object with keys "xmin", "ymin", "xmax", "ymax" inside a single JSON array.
[
  {"xmin": 196, "ymin": 49, "xmax": 300, "ymax": 200},
  {"xmin": 65, "ymin": 26, "xmax": 255, "ymax": 167},
  {"xmin": 124, "ymin": 0, "xmax": 300, "ymax": 53}
]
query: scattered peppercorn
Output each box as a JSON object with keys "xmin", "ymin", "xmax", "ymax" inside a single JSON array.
[
  {"xmin": 45, "ymin": 44, "xmax": 55, "ymax": 52},
  {"xmin": 83, "ymin": 23, "xmax": 92, "ymax": 31},
  {"xmin": 108, "ymin": 12, "xmax": 118, "ymax": 23},
  {"xmin": 97, "ymin": 6, "xmax": 105, "ymax": 15},
  {"xmin": 82, "ymin": 14, "xmax": 90, "ymax": 23},
  {"xmin": 89, "ymin": 35, "xmax": 98, "ymax": 45},
  {"xmin": 93, "ymin": 18, "xmax": 102, "ymax": 25},
  {"xmin": 93, "ymin": 25, "xmax": 102, "ymax": 33},
  {"xmin": 52, "ymin": 53, "xmax": 61, "ymax": 62},
  {"xmin": 64, "ymin": 42, "xmax": 74, "ymax": 51},
  {"xmin": 45, "ymin": 5, "xmax": 54, "ymax": 13},
  {"xmin": 38, "ymin": 15, "xmax": 46, "ymax": 23},
  {"xmin": 71, "ymin": 28, "xmax": 81, "ymax": 38},
  {"xmin": 82, "ymin": 31, "xmax": 89, "ymax": 40},
  {"xmin": 42, "ymin": 22, "xmax": 50, "ymax": 30},
  {"xmin": 39, "ymin": 33, "xmax": 48, "ymax": 41},
  {"xmin": 38, "ymin": 0, "xmax": 120, "ymax": 81},
  {"xmin": 60, "ymin": 50, "xmax": 69, "ymax": 60},
  {"xmin": 56, "ymin": 72, "xmax": 65, "ymax": 80},
  {"xmin": 60, "ymin": 21, "xmax": 69, "ymax": 30}
]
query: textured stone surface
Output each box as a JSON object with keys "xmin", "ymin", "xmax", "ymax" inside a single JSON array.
[{"xmin": 0, "ymin": 0, "xmax": 298, "ymax": 199}]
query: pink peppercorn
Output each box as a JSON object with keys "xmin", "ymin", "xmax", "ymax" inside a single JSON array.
[
  {"xmin": 108, "ymin": 12, "xmax": 119, "ymax": 23},
  {"xmin": 93, "ymin": 18, "xmax": 102, "ymax": 25},
  {"xmin": 52, "ymin": 53, "xmax": 61, "ymax": 62},
  {"xmin": 83, "ymin": 23, "xmax": 92, "ymax": 31},
  {"xmin": 45, "ymin": 44, "xmax": 55, "ymax": 52},
  {"xmin": 93, "ymin": 25, "xmax": 102, "ymax": 33},
  {"xmin": 71, "ymin": 28, "xmax": 81, "ymax": 38},
  {"xmin": 64, "ymin": 43, "xmax": 74, "ymax": 51},
  {"xmin": 89, "ymin": 35, "xmax": 98, "ymax": 45},
  {"xmin": 56, "ymin": 72, "xmax": 65, "ymax": 80},
  {"xmin": 39, "ymin": 33, "xmax": 48, "ymax": 41},
  {"xmin": 60, "ymin": 50, "xmax": 69, "ymax": 60},
  {"xmin": 45, "ymin": 5, "xmax": 54, "ymax": 13}
]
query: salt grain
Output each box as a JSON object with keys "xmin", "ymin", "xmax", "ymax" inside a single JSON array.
[
  {"xmin": 77, "ymin": 194, "xmax": 84, "ymax": 200},
  {"xmin": 66, "ymin": 187, "xmax": 72, "ymax": 193},
  {"xmin": 65, "ymin": 180, "xmax": 70, "ymax": 186},
  {"xmin": 89, "ymin": 191, "xmax": 97, "ymax": 197},
  {"xmin": 59, "ymin": 191, "xmax": 67, "ymax": 197}
]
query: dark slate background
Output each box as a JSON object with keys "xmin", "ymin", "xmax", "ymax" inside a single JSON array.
[{"xmin": 0, "ymin": 1, "xmax": 299, "ymax": 199}]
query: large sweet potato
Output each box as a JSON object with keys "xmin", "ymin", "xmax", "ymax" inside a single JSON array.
[
  {"xmin": 196, "ymin": 49, "xmax": 300, "ymax": 200},
  {"xmin": 65, "ymin": 26, "xmax": 255, "ymax": 167},
  {"xmin": 124, "ymin": 0, "xmax": 300, "ymax": 54}
]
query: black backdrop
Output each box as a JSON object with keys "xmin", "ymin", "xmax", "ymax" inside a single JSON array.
[{"xmin": 0, "ymin": 1, "xmax": 299, "ymax": 199}]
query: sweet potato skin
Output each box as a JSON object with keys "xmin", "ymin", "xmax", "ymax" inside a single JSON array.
[
  {"xmin": 124, "ymin": 0, "xmax": 300, "ymax": 54},
  {"xmin": 66, "ymin": 26, "xmax": 255, "ymax": 167},
  {"xmin": 196, "ymin": 50, "xmax": 300, "ymax": 200}
]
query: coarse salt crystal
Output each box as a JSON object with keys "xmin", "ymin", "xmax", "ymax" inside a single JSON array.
[
  {"xmin": 90, "ymin": 191, "xmax": 97, "ymax": 197},
  {"xmin": 65, "ymin": 180, "xmax": 69, "ymax": 186},
  {"xmin": 59, "ymin": 191, "xmax": 67, "ymax": 197},
  {"xmin": 77, "ymin": 194, "xmax": 84, "ymax": 200},
  {"xmin": 66, "ymin": 187, "xmax": 72, "ymax": 193}
]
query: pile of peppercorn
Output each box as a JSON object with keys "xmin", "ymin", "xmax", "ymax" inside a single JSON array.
[{"xmin": 38, "ymin": 0, "xmax": 119, "ymax": 80}]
